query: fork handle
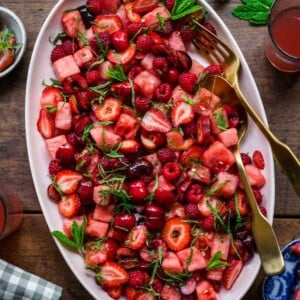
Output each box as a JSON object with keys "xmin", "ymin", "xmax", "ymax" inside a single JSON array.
[{"xmin": 234, "ymin": 83, "xmax": 300, "ymax": 197}]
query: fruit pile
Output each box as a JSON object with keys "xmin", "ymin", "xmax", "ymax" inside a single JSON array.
[{"xmin": 36, "ymin": 0, "xmax": 267, "ymax": 299}]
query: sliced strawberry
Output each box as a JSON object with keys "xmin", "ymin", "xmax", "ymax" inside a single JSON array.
[
  {"xmin": 252, "ymin": 150, "xmax": 265, "ymax": 169},
  {"xmin": 162, "ymin": 217, "xmax": 191, "ymax": 251},
  {"xmin": 119, "ymin": 139, "xmax": 140, "ymax": 153},
  {"xmin": 107, "ymin": 286, "xmax": 122, "ymax": 299},
  {"xmin": 92, "ymin": 15, "xmax": 123, "ymax": 34},
  {"xmin": 58, "ymin": 194, "xmax": 81, "ymax": 218},
  {"xmin": 114, "ymin": 113, "xmax": 139, "ymax": 139},
  {"xmin": 197, "ymin": 115, "xmax": 212, "ymax": 144},
  {"xmin": 160, "ymin": 284, "xmax": 181, "ymax": 300},
  {"xmin": 132, "ymin": 0, "xmax": 159, "ymax": 14},
  {"xmin": 196, "ymin": 280, "xmax": 217, "ymax": 300},
  {"xmin": 180, "ymin": 145, "xmax": 205, "ymax": 167},
  {"xmin": 141, "ymin": 108, "xmax": 172, "ymax": 133},
  {"xmin": 125, "ymin": 225, "xmax": 147, "ymax": 250},
  {"xmin": 37, "ymin": 108, "xmax": 55, "ymax": 139},
  {"xmin": 99, "ymin": 261, "xmax": 129, "ymax": 287},
  {"xmin": 291, "ymin": 242, "xmax": 300, "ymax": 256},
  {"xmin": 106, "ymin": 44, "xmax": 136, "ymax": 65},
  {"xmin": 223, "ymin": 259, "xmax": 243, "ymax": 290},
  {"xmin": 93, "ymin": 97, "xmax": 121, "ymax": 122},
  {"xmin": 55, "ymin": 170, "xmax": 83, "ymax": 195},
  {"xmin": 124, "ymin": 2, "xmax": 141, "ymax": 23},
  {"xmin": 39, "ymin": 86, "xmax": 63, "ymax": 107},
  {"xmin": 171, "ymin": 101, "xmax": 194, "ymax": 127},
  {"xmin": 166, "ymin": 131, "xmax": 184, "ymax": 151},
  {"xmin": 140, "ymin": 129, "xmax": 166, "ymax": 150}
]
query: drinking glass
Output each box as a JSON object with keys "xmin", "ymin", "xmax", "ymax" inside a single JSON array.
[
  {"xmin": 0, "ymin": 184, "xmax": 23, "ymax": 240},
  {"xmin": 264, "ymin": 0, "xmax": 300, "ymax": 72}
]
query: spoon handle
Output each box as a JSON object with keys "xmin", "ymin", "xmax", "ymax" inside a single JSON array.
[
  {"xmin": 233, "ymin": 144, "xmax": 285, "ymax": 275},
  {"xmin": 234, "ymin": 83, "xmax": 300, "ymax": 197}
]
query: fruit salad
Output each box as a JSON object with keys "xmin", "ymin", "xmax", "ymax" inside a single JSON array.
[{"xmin": 36, "ymin": 0, "xmax": 268, "ymax": 299}]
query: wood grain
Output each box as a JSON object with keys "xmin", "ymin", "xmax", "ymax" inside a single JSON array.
[{"xmin": 0, "ymin": 1, "xmax": 299, "ymax": 299}]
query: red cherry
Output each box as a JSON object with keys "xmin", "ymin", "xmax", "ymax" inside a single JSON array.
[
  {"xmin": 128, "ymin": 180, "xmax": 148, "ymax": 203},
  {"xmin": 56, "ymin": 143, "xmax": 75, "ymax": 164},
  {"xmin": 114, "ymin": 213, "xmax": 136, "ymax": 230},
  {"xmin": 162, "ymin": 162, "xmax": 181, "ymax": 182},
  {"xmin": 111, "ymin": 30, "xmax": 129, "ymax": 52},
  {"xmin": 104, "ymin": 239, "xmax": 119, "ymax": 261},
  {"xmin": 154, "ymin": 188, "xmax": 176, "ymax": 208},
  {"xmin": 77, "ymin": 179, "xmax": 94, "ymax": 206},
  {"xmin": 145, "ymin": 204, "xmax": 165, "ymax": 218},
  {"xmin": 145, "ymin": 217, "xmax": 165, "ymax": 231}
]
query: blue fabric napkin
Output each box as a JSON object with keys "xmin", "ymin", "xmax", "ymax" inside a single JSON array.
[{"xmin": 0, "ymin": 259, "xmax": 62, "ymax": 300}]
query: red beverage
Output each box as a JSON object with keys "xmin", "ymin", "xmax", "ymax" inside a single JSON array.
[
  {"xmin": 264, "ymin": 3, "xmax": 300, "ymax": 72},
  {"xmin": 271, "ymin": 7, "xmax": 300, "ymax": 58}
]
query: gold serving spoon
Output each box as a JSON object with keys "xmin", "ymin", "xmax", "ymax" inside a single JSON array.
[
  {"xmin": 203, "ymin": 75, "xmax": 285, "ymax": 275},
  {"xmin": 193, "ymin": 20, "xmax": 300, "ymax": 197}
]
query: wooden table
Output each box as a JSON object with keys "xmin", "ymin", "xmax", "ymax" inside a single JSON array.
[{"xmin": 0, "ymin": 1, "xmax": 299, "ymax": 299}]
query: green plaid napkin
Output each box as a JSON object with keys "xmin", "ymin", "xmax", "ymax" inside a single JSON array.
[{"xmin": 0, "ymin": 259, "xmax": 62, "ymax": 300}]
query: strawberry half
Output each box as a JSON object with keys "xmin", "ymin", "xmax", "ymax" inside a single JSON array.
[
  {"xmin": 171, "ymin": 101, "xmax": 194, "ymax": 127},
  {"xmin": 99, "ymin": 261, "xmax": 129, "ymax": 287},
  {"xmin": 58, "ymin": 194, "xmax": 81, "ymax": 218},
  {"xmin": 141, "ymin": 108, "xmax": 172, "ymax": 133},
  {"xmin": 125, "ymin": 225, "xmax": 147, "ymax": 250},
  {"xmin": 252, "ymin": 150, "xmax": 265, "ymax": 169},
  {"xmin": 222, "ymin": 259, "xmax": 243, "ymax": 290},
  {"xmin": 132, "ymin": 0, "xmax": 160, "ymax": 14},
  {"xmin": 37, "ymin": 108, "xmax": 55, "ymax": 139},
  {"xmin": 162, "ymin": 217, "xmax": 192, "ymax": 251},
  {"xmin": 106, "ymin": 45, "xmax": 136, "ymax": 65},
  {"xmin": 93, "ymin": 97, "xmax": 121, "ymax": 122},
  {"xmin": 55, "ymin": 170, "xmax": 83, "ymax": 194},
  {"xmin": 92, "ymin": 15, "xmax": 123, "ymax": 34}
]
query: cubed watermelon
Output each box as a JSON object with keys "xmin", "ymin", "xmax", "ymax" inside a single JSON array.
[
  {"xmin": 244, "ymin": 164, "xmax": 266, "ymax": 188},
  {"xmin": 85, "ymin": 219, "xmax": 109, "ymax": 238},
  {"xmin": 217, "ymin": 127, "xmax": 238, "ymax": 148},
  {"xmin": 53, "ymin": 55, "xmax": 80, "ymax": 82},
  {"xmin": 55, "ymin": 102, "xmax": 72, "ymax": 131},
  {"xmin": 93, "ymin": 185, "xmax": 111, "ymax": 206},
  {"xmin": 73, "ymin": 47, "xmax": 94, "ymax": 67},
  {"xmin": 210, "ymin": 234, "xmax": 230, "ymax": 260},
  {"xmin": 134, "ymin": 70, "xmax": 161, "ymax": 98},
  {"xmin": 211, "ymin": 171, "xmax": 239, "ymax": 198},
  {"xmin": 93, "ymin": 204, "xmax": 115, "ymax": 223},
  {"xmin": 45, "ymin": 134, "xmax": 68, "ymax": 159},
  {"xmin": 90, "ymin": 124, "xmax": 122, "ymax": 148},
  {"xmin": 61, "ymin": 10, "xmax": 85, "ymax": 38},
  {"xmin": 162, "ymin": 252, "xmax": 184, "ymax": 274}
]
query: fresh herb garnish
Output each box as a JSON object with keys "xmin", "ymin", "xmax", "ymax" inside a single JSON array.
[
  {"xmin": 232, "ymin": 0, "xmax": 273, "ymax": 25},
  {"xmin": 206, "ymin": 251, "xmax": 229, "ymax": 270},
  {"xmin": 171, "ymin": 0, "xmax": 202, "ymax": 20},
  {"xmin": 106, "ymin": 64, "xmax": 128, "ymax": 82}
]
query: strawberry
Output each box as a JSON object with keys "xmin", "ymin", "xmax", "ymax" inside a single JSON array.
[
  {"xmin": 93, "ymin": 97, "xmax": 121, "ymax": 122},
  {"xmin": 132, "ymin": 0, "xmax": 160, "ymax": 14},
  {"xmin": 222, "ymin": 259, "xmax": 243, "ymax": 290},
  {"xmin": 119, "ymin": 140, "xmax": 140, "ymax": 153},
  {"xmin": 166, "ymin": 131, "xmax": 185, "ymax": 151},
  {"xmin": 125, "ymin": 225, "xmax": 147, "ymax": 250},
  {"xmin": 55, "ymin": 170, "xmax": 83, "ymax": 195},
  {"xmin": 106, "ymin": 44, "xmax": 136, "ymax": 65},
  {"xmin": 291, "ymin": 243, "xmax": 300, "ymax": 256},
  {"xmin": 252, "ymin": 150, "xmax": 265, "ymax": 169},
  {"xmin": 99, "ymin": 261, "xmax": 129, "ymax": 287},
  {"xmin": 171, "ymin": 101, "xmax": 194, "ymax": 127},
  {"xmin": 180, "ymin": 146, "xmax": 205, "ymax": 167},
  {"xmin": 58, "ymin": 194, "xmax": 81, "ymax": 217},
  {"xmin": 107, "ymin": 286, "xmax": 122, "ymax": 299},
  {"xmin": 162, "ymin": 217, "xmax": 192, "ymax": 251},
  {"xmin": 196, "ymin": 280, "xmax": 217, "ymax": 300},
  {"xmin": 93, "ymin": 15, "xmax": 123, "ymax": 34},
  {"xmin": 178, "ymin": 72, "xmax": 197, "ymax": 93},
  {"xmin": 87, "ymin": 0, "xmax": 102, "ymax": 15},
  {"xmin": 141, "ymin": 108, "xmax": 172, "ymax": 133},
  {"xmin": 37, "ymin": 108, "xmax": 55, "ymax": 139}
]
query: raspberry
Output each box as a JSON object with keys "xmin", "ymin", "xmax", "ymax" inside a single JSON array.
[
  {"xmin": 154, "ymin": 20, "xmax": 173, "ymax": 36},
  {"xmin": 241, "ymin": 153, "xmax": 252, "ymax": 165},
  {"xmin": 50, "ymin": 45, "xmax": 65, "ymax": 62},
  {"xmin": 253, "ymin": 150, "xmax": 265, "ymax": 169},
  {"xmin": 152, "ymin": 277, "xmax": 164, "ymax": 293},
  {"xmin": 136, "ymin": 34, "xmax": 154, "ymax": 53},
  {"xmin": 178, "ymin": 72, "xmax": 197, "ymax": 93},
  {"xmin": 126, "ymin": 22, "xmax": 146, "ymax": 38},
  {"xmin": 128, "ymin": 66, "xmax": 143, "ymax": 80},
  {"xmin": 90, "ymin": 31, "xmax": 111, "ymax": 53},
  {"xmin": 182, "ymin": 121, "xmax": 197, "ymax": 138},
  {"xmin": 61, "ymin": 39, "xmax": 78, "ymax": 55},
  {"xmin": 157, "ymin": 147, "xmax": 177, "ymax": 164},
  {"xmin": 87, "ymin": 0, "xmax": 102, "ymax": 15},
  {"xmin": 204, "ymin": 22, "xmax": 217, "ymax": 35},
  {"xmin": 48, "ymin": 160, "xmax": 63, "ymax": 175},
  {"xmin": 153, "ymin": 56, "xmax": 169, "ymax": 77},
  {"xmin": 203, "ymin": 64, "xmax": 223, "ymax": 76},
  {"xmin": 154, "ymin": 83, "xmax": 172, "ymax": 102},
  {"xmin": 180, "ymin": 25, "xmax": 196, "ymax": 43},
  {"xmin": 86, "ymin": 88, "xmax": 99, "ymax": 102},
  {"xmin": 185, "ymin": 203, "xmax": 201, "ymax": 219},
  {"xmin": 201, "ymin": 214, "xmax": 214, "ymax": 231},
  {"xmin": 165, "ymin": 0, "xmax": 175, "ymax": 11},
  {"xmin": 76, "ymin": 90, "xmax": 91, "ymax": 111},
  {"xmin": 185, "ymin": 183, "xmax": 204, "ymax": 203},
  {"xmin": 99, "ymin": 156, "xmax": 127, "ymax": 171},
  {"xmin": 259, "ymin": 206, "xmax": 267, "ymax": 217},
  {"xmin": 66, "ymin": 132, "xmax": 85, "ymax": 150},
  {"xmin": 162, "ymin": 162, "xmax": 181, "ymax": 182},
  {"xmin": 253, "ymin": 188, "xmax": 263, "ymax": 205},
  {"xmin": 85, "ymin": 70, "xmax": 101, "ymax": 85},
  {"xmin": 134, "ymin": 96, "xmax": 151, "ymax": 114}
]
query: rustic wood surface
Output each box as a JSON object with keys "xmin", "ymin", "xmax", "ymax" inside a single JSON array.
[{"xmin": 0, "ymin": 1, "xmax": 299, "ymax": 299}]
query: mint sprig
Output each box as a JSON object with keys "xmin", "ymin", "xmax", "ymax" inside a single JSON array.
[
  {"xmin": 171, "ymin": 0, "xmax": 202, "ymax": 20},
  {"xmin": 232, "ymin": 0, "xmax": 273, "ymax": 25},
  {"xmin": 206, "ymin": 251, "xmax": 229, "ymax": 270}
]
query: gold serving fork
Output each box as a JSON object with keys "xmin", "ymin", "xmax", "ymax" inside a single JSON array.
[
  {"xmin": 192, "ymin": 20, "xmax": 300, "ymax": 197},
  {"xmin": 203, "ymin": 76, "xmax": 285, "ymax": 275}
]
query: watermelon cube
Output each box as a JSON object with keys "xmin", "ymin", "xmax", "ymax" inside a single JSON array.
[
  {"xmin": 63, "ymin": 216, "xmax": 84, "ymax": 237},
  {"xmin": 55, "ymin": 102, "xmax": 72, "ymax": 131},
  {"xmin": 217, "ymin": 128, "xmax": 238, "ymax": 148},
  {"xmin": 61, "ymin": 10, "xmax": 85, "ymax": 38},
  {"xmin": 141, "ymin": 53, "xmax": 156, "ymax": 74},
  {"xmin": 244, "ymin": 164, "xmax": 266, "ymax": 188},
  {"xmin": 171, "ymin": 86, "xmax": 190, "ymax": 105},
  {"xmin": 141, "ymin": 6, "xmax": 171, "ymax": 27},
  {"xmin": 189, "ymin": 59, "xmax": 205, "ymax": 77},
  {"xmin": 133, "ymin": 70, "xmax": 161, "ymax": 98},
  {"xmin": 167, "ymin": 31, "xmax": 186, "ymax": 52},
  {"xmin": 73, "ymin": 47, "xmax": 94, "ymax": 67},
  {"xmin": 93, "ymin": 204, "xmax": 115, "ymax": 223},
  {"xmin": 85, "ymin": 219, "xmax": 109, "ymax": 238},
  {"xmin": 93, "ymin": 185, "xmax": 111, "ymax": 206},
  {"xmin": 187, "ymin": 165, "xmax": 211, "ymax": 184},
  {"xmin": 176, "ymin": 246, "xmax": 208, "ymax": 272},
  {"xmin": 196, "ymin": 280, "xmax": 217, "ymax": 300},
  {"xmin": 45, "ymin": 134, "xmax": 68, "ymax": 159},
  {"xmin": 193, "ymin": 87, "xmax": 221, "ymax": 110},
  {"xmin": 211, "ymin": 171, "xmax": 239, "ymax": 198},
  {"xmin": 53, "ymin": 55, "xmax": 80, "ymax": 82},
  {"xmin": 90, "ymin": 124, "xmax": 122, "ymax": 148},
  {"xmin": 162, "ymin": 252, "xmax": 183, "ymax": 274},
  {"xmin": 210, "ymin": 234, "xmax": 230, "ymax": 260}
]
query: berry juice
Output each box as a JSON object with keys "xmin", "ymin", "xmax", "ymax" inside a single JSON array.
[{"xmin": 264, "ymin": 5, "xmax": 300, "ymax": 72}]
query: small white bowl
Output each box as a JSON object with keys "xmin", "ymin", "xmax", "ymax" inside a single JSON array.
[{"xmin": 0, "ymin": 6, "xmax": 26, "ymax": 78}]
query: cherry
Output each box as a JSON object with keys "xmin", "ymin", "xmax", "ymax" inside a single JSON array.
[
  {"xmin": 111, "ymin": 30, "xmax": 129, "ymax": 52},
  {"xmin": 127, "ymin": 159, "xmax": 153, "ymax": 180},
  {"xmin": 144, "ymin": 204, "xmax": 165, "ymax": 219},
  {"xmin": 128, "ymin": 180, "xmax": 148, "ymax": 203},
  {"xmin": 154, "ymin": 188, "xmax": 176, "ymax": 208},
  {"xmin": 145, "ymin": 217, "xmax": 165, "ymax": 231},
  {"xmin": 56, "ymin": 143, "xmax": 75, "ymax": 165},
  {"xmin": 114, "ymin": 213, "xmax": 136, "ymax": 230},
  {"xmin": 77, "ymin": 179, "xmax": 94, "ymax": 206}
]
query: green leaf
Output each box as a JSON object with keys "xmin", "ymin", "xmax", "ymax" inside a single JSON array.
[
  {"xmin": 170, "ymin": 0, "xmax": 202, "ymax": 20},
  {"xmin": 52, "ymin": 231, "xmax": 79, "ymax": 250},
  {"xmin": 207, "ymin": 251, "xmax": 229, "ymax": 270},
  {"xmin": 106, "ymin": 64, "xmax": 128, "ymax": 82},
  {"xmin": 171, "ymin": 5, "xmax": 202, "ymax": 20}
]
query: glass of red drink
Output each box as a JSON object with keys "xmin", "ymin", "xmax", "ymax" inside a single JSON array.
[
  {"xmin": 0, "ymin": 184, "xmax": 23, "ymax": 240},
  {"xmin": 264, "ymin": 0, "xmax": 300, "ymax": 72}
]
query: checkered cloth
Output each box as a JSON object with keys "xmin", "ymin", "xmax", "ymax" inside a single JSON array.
[{"xmin": 0, "ymin": 259, "xmax": 62, "ymax": 300}]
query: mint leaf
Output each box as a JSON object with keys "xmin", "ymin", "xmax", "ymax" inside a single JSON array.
[
  {"xmin": 52, "ymin": 231, "xmax": 79, "ymax": 250},
  {"xmin": 106, "ymin": 64, "xmax": 128, "ymax": 82},
  {"xmin": 171, "ymin": 0, "xmax": 202, "ymax": 20},
  {"xmin": 171, "ymin": 5, "xmax": 202, "ymax": 20},
  {"xmin": 206, "ymin": 251, "xmax": 229, "ymax": 270},
  {"xmin": 232, "ymin": 0, "xmax": 272, "ymax": 25}
]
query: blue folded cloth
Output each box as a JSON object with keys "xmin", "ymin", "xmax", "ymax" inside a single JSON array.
[{"xmin": 0, "ymin": 259, "xmax": 62, "ymax": 300}]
